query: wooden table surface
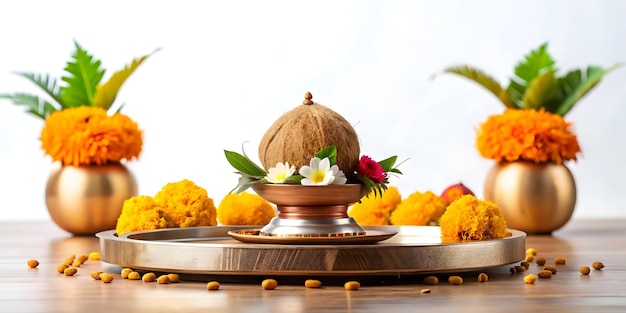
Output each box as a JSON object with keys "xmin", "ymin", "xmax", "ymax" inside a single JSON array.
[{"xmin": 2, "ymin": 219, "xmax": 625, "ymax": 312}]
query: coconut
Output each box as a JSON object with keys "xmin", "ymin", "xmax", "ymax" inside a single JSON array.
[{"xmin": 258, "ymin": 92, "xmax": 360, "ymax": 175}]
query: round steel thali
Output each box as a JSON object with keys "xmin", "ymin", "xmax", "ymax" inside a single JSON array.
[{"xmin": 97, "ymin": 225, "xmax": 526, "ymax": 277}]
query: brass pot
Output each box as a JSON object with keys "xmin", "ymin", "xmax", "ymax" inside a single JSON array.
[
  {"xmin": 484, "ymin": 161, "xmax": 576, "ymax": 235},
  {"xmin": 45, "ymin": 163, "xmax": 137, "ymax": 236}
]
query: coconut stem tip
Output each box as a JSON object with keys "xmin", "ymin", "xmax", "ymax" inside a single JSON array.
[{"xmin": 303, "ymin": 92, "xmax": 313, "ymax": 105}]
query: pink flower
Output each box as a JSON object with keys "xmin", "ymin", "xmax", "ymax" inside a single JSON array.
[{"xmin": 358, "ymin": 155, "xmax": 386, "ymax": 183}]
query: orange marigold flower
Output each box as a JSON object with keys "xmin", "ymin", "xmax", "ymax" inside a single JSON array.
[
  {"xmin": 389, "ymin": 190, "xmax": 446, "ymax": 226},
  {"xmin": 439, "ymin": 194, "xmax": 511, "ymax": 241},
  {"xmin": 475, "ymin": 108, "xmax": 581, "ymax": 164},
  {"xmin": 40, "ymin": 106, "xmax": 143, "ymax": 166},
  {"xmin": 217, "ymin": 192, "xmax": 276, "ymax": 225},
  {"xmin": 154, "ymin": 179, "xmax": 217, "ymax": 228},
  {"xmin": 116, "ymin": 196, "xmax": 174, "ymax": 235},
  {"xmin": 348, "ymin": 186, "xmax": 402, "ymax": 226}
]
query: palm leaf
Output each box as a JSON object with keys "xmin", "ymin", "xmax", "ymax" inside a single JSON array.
[
  {"xmin": 14, "ymin": 72, "xmax": 64, "ymax": 109},
  {"xmin": 556, "ymin": 64, "xmax": 622, "ymax": 116},
  {"xmin": 59, "ymin": 41, "xmax": 105, "ymax": 108},
  {"xmin": 522, "ymin": 70, "xmax": 560, "ymax": 110},
  {"xmin": 0, "ymin": 93, "xmax": 58, "ymax": 119},
  {"xmin": 507, "ymin": 42, "xmax": 556, "ymax": 108},
  {"xmin": 443, "ymin": 65, "xmax": 516, "ymax": 108},
  {"xmin": 94, "ymin": 48, "xmax": 161, "ymax": 110}
]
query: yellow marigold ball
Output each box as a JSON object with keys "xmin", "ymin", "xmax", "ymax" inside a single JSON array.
[
  {"xmin": 348, "ymin": 186, "xmax": 401, "ymax": 225},
  {"xmin": 154, "ymin": 179, "xmax": 217, "ymax": 228},
  {"xmin": 116, "ymin": 196, "xmax": 174, "ymax": 235},
  {"xmin": 439, "ymin": 194, "xmax": 511, "ymax": 241},
  {"xmin": 217, "ymin": 192, "xmax": 276, "ymax": 225},
  {"xmin": 389, "ymin": 190, "xmax": 447, "ymax": 226}
]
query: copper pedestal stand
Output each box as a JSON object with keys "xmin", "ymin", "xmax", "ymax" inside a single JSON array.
[{"xmin": 251, "ymin": 184, "xmax": 367, "ymax": 237}]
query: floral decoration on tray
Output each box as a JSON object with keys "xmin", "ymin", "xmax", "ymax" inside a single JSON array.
[
  {"xmin": 224, "ymin": 145, "xmax": 404, "ymax": 197},
  {"xmin": 1, "ymin": 41, "xmax": 158, "ymax": 166}
]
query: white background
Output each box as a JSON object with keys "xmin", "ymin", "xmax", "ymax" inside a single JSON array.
[{"xmin": 1, "ymin": 0, "xmax": 625, "ymax": 221}]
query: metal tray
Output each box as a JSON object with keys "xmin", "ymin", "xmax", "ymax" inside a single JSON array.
[{"xmin": 97, "ymin": 226, "xmax": 526, "ymax": 277}]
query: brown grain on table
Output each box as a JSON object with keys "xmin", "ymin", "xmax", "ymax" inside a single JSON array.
[{"xmin": 2, "ymin": 219, "xmax": 625, "ymax": 312}]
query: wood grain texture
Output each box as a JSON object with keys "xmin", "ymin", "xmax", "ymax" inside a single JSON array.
[{"xmin": 1, "ymin": 220, "xmax": 625, "ymax": 312}]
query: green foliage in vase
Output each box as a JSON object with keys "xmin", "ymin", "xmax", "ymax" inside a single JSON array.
[
  {"xmin": 439, "ymin": 42, "xmax": 622, "ymax": 116},
  {"xmin": 0, "ymin": 41, "xmax": 159, "ymax": 119}
]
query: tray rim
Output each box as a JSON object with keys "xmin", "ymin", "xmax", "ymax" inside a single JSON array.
[{"xmin": 97, "ymin": 225, "xmax": 526, "ymax": 277}]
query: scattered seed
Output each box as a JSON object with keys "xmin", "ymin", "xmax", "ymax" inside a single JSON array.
[
  {"xmin": 142, "ymin": 272, "xmax": 156, "ymax": 282},
  {"xmin": 537, "ymin": 270, "xmax": 552, "ymax": 278},
  {"xmin": 344, "ymin": 281, "xmax": 360, "ymax": 290},
  {"xmin": 91, "ymin": 270, "xmax": 104, "ymax": 280},
  {"xmin": 57, "ymin": 264, "xmax": 69, "ymax": 273},
  {"xmin": 420, "ymin": 288, "xmax": 431, "ymax": 294},
  {"xmin": 544, "ymin": 265, "xmax": 557, "ymax": 274},
  {"xmin": 262, "ymin": 279, "xmax": 278, "ymax": 290},
  {"xmin": 448, "ymin": 276, "xmax": 463, "ymax": 285},
  {"xmin": 535, "ymin": 256, "xmax": 547, "ymax": 266},
  {"xmin": 64, "ymin": 255, "xmax": 75, "ymax": 266},
  {"xmin": 27, "ymin": 259, "xmax": 39, "ymax": 268},
  {"xmin": 167, "ymin": 273, "xmax": 180, "ymax": 283},
  {"xmin": 63, "ymin": 267, "xmax": 78, "ymax": 276},
  {"xmin": 121, "ymin": 268, "xmax": 133, "ymax": 279},
  {"xmin": 514, "ymin": 265, "xmax": 526, "ymax": 273},
  {"xmin": 580, "ymin": 266, "xmax": 591, "ymax": 275},
  {"xmin": 526, "ymin": 248, "xmax": 538, "ymax": 256},
  {"xmin": 88, "ymin": 252, "xmax": 101, "ymax": 260},
  {"xmin": 525, "ymin": 255, "xmax": 534, "ymax": 262},
  {"xmin": 555, "ymin": 257, "xmax": 566, "ymax": 265},
  {"xmin": 477, "ymin": 273, "xmax": 488, "ymax": 282},
  {"xmin": 523, "ymin": 274, "xmax": 536, "ymax": 284},
  {"xmin": 520, "ymin": 261, "xmax": 530, "ymax": 269},
  {"xmin": 304, "ymin": 279, "xmax": 322, "ymax": 288},
  {"xmin": 128, "ymin": 272, "xmax": 141, "ymax": 280},
  {"xmin": 157, "ymin": 275, "xmax": 170, "ymax": 284},
  {"xmin": 423, "ymin": 276, "xmax": 439, "ymax": 285},
  {"xmin": 77, "ymin": 255, "xmax": 88, "ymax": 264},
  {"xmin": 207, "ymin": 281, "xmax": 220, "ymax": 290},
  {"xmin": 100, "ymin": 273, "xmax": 114, "ymax": 283},
  {"xmin": 592, "ymin": 261, "xmax": 605, "ymax": 270}
]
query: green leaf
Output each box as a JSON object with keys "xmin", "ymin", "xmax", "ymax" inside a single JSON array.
[
  {"xmin": 556, "ymin": 64, "xmax": 622, "ymax": 116},
  {"xmin": 315, "ymin": 145, "xmax": 337, "ymax": 165},
  {"xmin": 231, "ymin": 174, "xmax": 264, "ymax": 194},
  {"xmin": 224, "ymin": 150, "xmax": 267, "ymax": 177},
  {"xmin": 14, "ymin": 72, "xmax": 65, "ymax": 109},
  {"xmin": 507, "ymin": 42, "xmax": 556, "ymax": 108},
  {"xmin": 377, "ymin": 155, "xmax": 397, "ymax": 172},
  {"xmin": 59, "ymin": 41, "xmax": 105, "ymax": 108},
  {"xmin": 0, "ymin": 93, "xmax": 58, "ymax": 119},
  {"xmin": 94, "ymin": 48, "xmax": 160, "ymax": 111},
  {"xmin": 442, "ymin": 65, "xmax": 516, "ymax": 108},
  {"xmin": 522, "ymin": 70, "xmax": 560, "ymax": 110}
]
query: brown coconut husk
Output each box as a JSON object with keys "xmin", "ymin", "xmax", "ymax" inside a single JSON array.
[{"xmin": 258, "ymin": 92, "xmax": 360, "ymax": 174}]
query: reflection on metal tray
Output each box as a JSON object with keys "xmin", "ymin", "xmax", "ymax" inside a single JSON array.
[{"xmin": 97, "ymin": 226, "xmax": 526, "ymax": 277}]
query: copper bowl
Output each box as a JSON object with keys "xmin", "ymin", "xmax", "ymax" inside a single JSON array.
[
  {"xmin": 251, "ymin": 184, "xmax": 366, "ymax": 206},
  {"xmin": 251, "ymin": 184, "xmax": 367, "ymax": 237}
]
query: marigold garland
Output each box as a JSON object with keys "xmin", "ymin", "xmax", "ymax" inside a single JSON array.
[
  {"xmin": 389, "ymin": 190, "xmax": 447, "ymax": 226},
  {"xmin": 116, "ymin": 179, "xmax": 217, "ymax": 235},
  {"xmin": 439, "ymin": 194, "xmax": 511, "ymax": 241},
  {"xmin": 348, "ymin": 186, "xmax": 402, "ymax": 226},
  {"xmin": 217, "ymin": 192, "xmax": 276, "ymax": 225},
  {"xmin": 475, "ymin": 108, "xmax": 581, "ymax": 164},
  {"xmin": 40, "ymin": 106, "xmax": 143, "ymax": 166},
  {"xmin": 154, "ymin": 179, "xmax": 218, "ymax": 228}
]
